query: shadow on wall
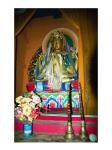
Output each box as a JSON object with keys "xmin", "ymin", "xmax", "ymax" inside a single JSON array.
[{"xmin": 90, "ymin": 45, "xmax": 98, "ymax": 99}]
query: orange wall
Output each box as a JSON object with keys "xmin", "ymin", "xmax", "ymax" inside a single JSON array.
[{"xmin": 62, "ymin": 9, "xmax": 98, "ymax": 115}]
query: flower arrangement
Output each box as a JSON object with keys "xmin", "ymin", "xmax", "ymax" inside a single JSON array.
[{"xmin": 15, "ymin": 94, "xmax": 42, "ymax": 123}]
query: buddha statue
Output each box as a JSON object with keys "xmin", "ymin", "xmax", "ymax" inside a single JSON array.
[{"xmin": 37, "ymin": 30, "xmax": 78, "ymax": 90}]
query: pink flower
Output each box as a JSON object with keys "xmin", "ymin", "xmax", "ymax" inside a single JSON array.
[
  {"xmin": 32, "ymin": 96, "xmax": 41, "ymax": 104},
  {"xmin": 29, "ymin": 108, "xmax": 39, "ymax": 119},
  {"xmin": 14, "ymin": 107, "xmax": 23, "ymax": 118}
]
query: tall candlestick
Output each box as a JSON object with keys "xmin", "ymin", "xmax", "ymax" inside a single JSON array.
[
  {"xmin": 64, "ymin": 82, "xmax": 76, "ymax": 140},
  {"xmin": 79, "ymin": 83, "xmax": 89, "ymax": 141}
]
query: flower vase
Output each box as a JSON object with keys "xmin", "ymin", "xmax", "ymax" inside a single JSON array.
[{"xmin": 23, "ymin": 122, "xmax": 33, "ymax": 137}]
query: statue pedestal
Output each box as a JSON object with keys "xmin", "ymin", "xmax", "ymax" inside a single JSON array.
[{"xmin": 37, "ymin": 91, "xmax": 80, "ymax": 109}]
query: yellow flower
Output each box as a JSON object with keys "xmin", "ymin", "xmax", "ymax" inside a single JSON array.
[
  {"xmin": 23, "ymin": 105, "xmax": 32, "ymax": 117},
  {"xmin": 19, "ymin": 115, "xmax": 25, "ymax": 121},
  {"xmin": 28, "ymin": 116, "xmax": 33, "ymax": 122},
  {"xmin": 18, "ymin": 101, "xmax": 28, "ymax": 109},
  {"xmin": 38, "ymin": 102, "xmax": 42, "ymax": 107},
  {"xmin": 16, "ymin": 96, "xmax": 23, "ymax": 104},
  {"xmin": 22, "ymin": 97, "xmax": 32, "ymax": 103}
]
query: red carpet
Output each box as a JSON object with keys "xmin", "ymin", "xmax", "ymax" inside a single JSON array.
[{"xmin": 15, "ymin": 114, "xmax": 98, "ymax": 136}]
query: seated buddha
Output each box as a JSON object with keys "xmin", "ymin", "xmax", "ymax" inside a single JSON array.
[{"xmin": 37, "ymin": 30, "xmax": 78, "ymax": 91}]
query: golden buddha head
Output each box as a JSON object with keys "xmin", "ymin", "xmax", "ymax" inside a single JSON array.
[{"xmin": 50, "ymin": 30, "xmax": 64, "ymax": 52}]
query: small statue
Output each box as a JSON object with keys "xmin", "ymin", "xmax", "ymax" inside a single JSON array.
[{"xmin": 37, "ymin": 30, "xmax": 78, "ymax": 91}]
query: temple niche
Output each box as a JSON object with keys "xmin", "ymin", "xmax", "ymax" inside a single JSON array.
[
  {"xmin": 28, "ymin": 28, "xmax": 80, "ymax": 110},
  {"xmin": 15, "ymin": 9, "xmax": 98, "ymax": 142}
]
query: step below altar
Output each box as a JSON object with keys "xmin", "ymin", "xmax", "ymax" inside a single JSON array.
[{"xmin": 15, "ymin": 114, "xmax": 98, "ymax": 136}]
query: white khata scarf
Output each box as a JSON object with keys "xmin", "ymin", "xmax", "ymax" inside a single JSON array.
[{"xmin": 46, "ymin": 53, "xmax": 63, "ymax": 90}]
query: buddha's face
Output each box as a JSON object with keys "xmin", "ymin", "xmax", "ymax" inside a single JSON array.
[{"xmin": 52, "ymin": 38, "xmax": 63, "ymax": 52}]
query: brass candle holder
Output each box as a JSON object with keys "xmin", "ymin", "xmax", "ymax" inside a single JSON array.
[
  {"xmin": 79, "ymin": 83, "xmax": 89, "ymax": 142},
  {"xmin": 64, "ymin": 83, "xmax": 76, "ymax": 141}
]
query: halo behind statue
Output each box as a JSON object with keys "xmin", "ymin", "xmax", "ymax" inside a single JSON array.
[
  {"xmin": 42, "ymin": 28, "xmax": 79, "ymax": 54},
  {"xmin": 28, "ymin": 28, "xmax": 79, "ymax": 82}
]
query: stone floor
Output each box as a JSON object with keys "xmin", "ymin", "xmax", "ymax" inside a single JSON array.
[{"xmin": 15, "ymin": 131, "xmax": 91, "ymax": 142}]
